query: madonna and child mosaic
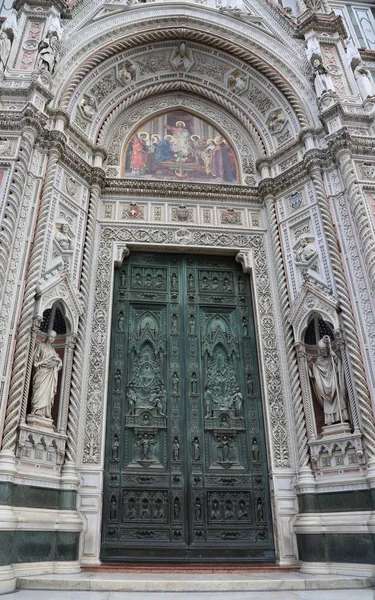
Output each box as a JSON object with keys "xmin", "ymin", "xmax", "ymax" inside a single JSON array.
[{"xmin": 122, "ymin": 110, "xmax": 239, "ymax": 184}]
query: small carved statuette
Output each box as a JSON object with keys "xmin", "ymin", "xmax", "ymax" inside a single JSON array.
[
  {"xmin": 257, "ymin": 498, "xmax": 264, "ymax": 522},
  {"xmin": 189, "ymin": 314, "xmax": 195, "ymax": 335},
  {"xmin": 153, "ymin": 498, "xmax": 164, "ymax": 519},
  {"xmin": 238, "ymin": 499, "xmax": 248, "ymax": 520},
  {"xmin": 126, "ymin": 497, "xmax": 136, "ymax": 519},
  {"xmin": 114, "ymin": 370, "xmax": 122, "ymax": 393},
  {"xmin": 217, "ymin": 435, "xmax": 231, "ymax": 462},
  {"xmin": 295, "ymin": 236, "xmax": 317, "ymax": 265},
  {"xmin": 191, "ymin": 372, "xmax": 198, "ymax": 395},
  {"xmin": 171, "ymin": 273, "xmax": 178, "ymax": 290},
  {"xmin": 174, "ymin": 497, "xmax": 181, "ymax": 519},
  {"xmin": 138, "ymin": 433, "xmax": 155, "ymax": 461},
  {"xmin": 127, "ymin": 383, "xmax": 137, "ymax": 414},
  {"xmin": 230, "ymin": 386, "xmax": 243, "ymax": 417},
  {"xmin": 205, "ymin": 385, "xmax": 214, "ymax": 417},
  {"xmin": 120, "ymin": 272, "xmax": 126, "ymax": 287},
  {"xmin": 80, "ymin": 95, "xmax": 96, "ymax": 120},
  {"xmin": 247, "ymin": 373, "xmax": 254, "ymax": 395},
  {"xmin": 172, "ymin": 372, "xmax": 179, "ymax": 394},
  {"xmin": 211, "ymin": 498, "xmax": 220, "ymax": 520},
  {"xmin": 109, "ymin": 495, "xmax": 117, "ymax": 520},
  {"xmin": 0, "ymin": 30, "xmax": 11, "ymax": 78},
  {"xmin": 141, "ymin": 498, "xmax": 150, "ymax": 519},
  {"xmin": 238, "ymin": 276, "xmax": 244, "ymax": 293},
  {"xmin": 111, "ymin": 434, "xmax": 120, "ymax": 460},
  {"xmin": 173, "ymin": 436, "xmax": 180, "ymax": 461},
  {"xmin": 192, "ymin": 436, "xmax": 200, "ymax": 461},
  {"xmin": 224, "ymin": 500, "xmax": 234, "ymax": 520},
  {"xmin": 171, "ymin": 313, "xmax": 178, "ymax": 333},
  {"xmin": 29, "ymin": 331, "xmax": 62, "ymax": 421},
  {"xmin": 242, "ymin": 316, "xmax": 248, "ymax": 336},
  {"xmin": 37, "ymin": 31, "xmax": 59, "ymax": 73},
  {"xmin": 118, "ymin": 311, "xmax": 125, "ymax": 332},
  {"xmin": 118, "ymin": 60, "xmax": 136, "ymax": 85},
  {"xmin": 312, "ymin": 59, "xmax": 334, "ymax": 97},
  {"xmin": 188, "ymin": 273, "xmax": 194, "ymax": 290},
  {"xmin": 308, "ymin": 335, "xmax": 349, "ymax": 426},
  {"xmin": 194, "ymin": 497, "xmax": 202, "ymax": 520},
  {"xmin": 252, "ymin": 438, "xmax": 260, "ymax": 462},
  {"xmin": 150, "ymin": 384, "xmax": 166, "ymax": 416}
]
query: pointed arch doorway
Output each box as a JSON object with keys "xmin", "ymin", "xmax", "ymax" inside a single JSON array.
[{"xmin": 101, "ymin": 251, "xmax": 274, "ymax": 562}]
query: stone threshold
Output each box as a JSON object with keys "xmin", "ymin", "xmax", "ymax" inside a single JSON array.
[
  {"xmin": 16, "ymin": 572, "xmax": 375, "ymax": 592},
  {"xmin": 82, "ymin": 563, "xmax": 299, "ymax": 573}
]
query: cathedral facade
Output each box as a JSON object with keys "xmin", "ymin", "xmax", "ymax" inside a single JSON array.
[{"xmin": 1, "ymin": 0, "xmax": 375, "ymax": 592}]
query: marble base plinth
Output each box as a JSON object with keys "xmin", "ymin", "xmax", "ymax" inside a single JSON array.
[
  {"xmin": 26, "ymin": 415, "xmax": 54, "ymax": 430},
  {"xmin": 321, "ymin": 422, "xmax": 352, "ymax": 437}
]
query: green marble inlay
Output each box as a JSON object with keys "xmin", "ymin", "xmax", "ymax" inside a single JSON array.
[{"xmin": 0, "ymin": 482, "xmax": 76, "ymax": 510}]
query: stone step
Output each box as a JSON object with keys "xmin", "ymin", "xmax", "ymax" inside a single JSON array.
[{"xmin": 16, "ymin": 572, "xmax": 375, "ymax": 593}]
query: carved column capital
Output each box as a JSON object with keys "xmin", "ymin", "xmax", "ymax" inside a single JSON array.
[
  {"xmin": 235, "ymin": 250, "xmax": 253, "ymax": 274},
  {"xmin": 114, "ymin": 244, "xmax": 130, "ymax": 269}
]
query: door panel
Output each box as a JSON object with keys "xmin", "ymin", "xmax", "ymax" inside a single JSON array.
[{"xmin": 101, "ymin": 252, "xmax": 274, "ymax": 562}]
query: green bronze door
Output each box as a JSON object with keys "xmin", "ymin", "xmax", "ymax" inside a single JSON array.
[{"xmin": 101, "ymin": 252, "xmax": 274, "ymax": 562}]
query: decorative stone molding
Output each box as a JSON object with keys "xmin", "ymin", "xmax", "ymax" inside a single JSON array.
[{"xmin": 80, "ymin": 225, "xmax": 290, "ymax": 470}]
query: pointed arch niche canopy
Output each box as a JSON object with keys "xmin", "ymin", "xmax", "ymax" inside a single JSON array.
[{"xmin": 121, "ymin": 109, "xmax": 239, "ymax": 184}]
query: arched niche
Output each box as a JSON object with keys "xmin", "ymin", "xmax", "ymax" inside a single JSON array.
[{"xmin": 120, "ymin": 109, "xmax": 240, "ymax": 185}]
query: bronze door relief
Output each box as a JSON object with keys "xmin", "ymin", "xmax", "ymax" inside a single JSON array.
[{"xmin": 101, "ymin": 253, "xmax": 274, "ymax": 562}]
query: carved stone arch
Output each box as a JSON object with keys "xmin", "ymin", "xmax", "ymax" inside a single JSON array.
[
  {"xmin": 100, "ymin": 92, "xmax": 260, "ymax": 184},
  {"xmin": 288, "ymin": 279, "xmax": 340, "ymax": 344},
  {"xmin": 53, "ymin": 10, "xmax": 316, "ymax": 128},
  {"xmin": 36, "ymin": 269, "xmax": 84, "ymax": 334}
]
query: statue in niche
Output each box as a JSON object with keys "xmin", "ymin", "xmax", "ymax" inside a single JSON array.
[
  {"xmin": 217, "ymin": 435, "xmax": 231, "ymax": 462},
  {"xmin": 257, "ymin": 498, "xmax": 264, "ymax": 522},
  {"xmin": 238, "ymin": 499, "xmax": 248, "ymax": 520},
  {"xmin": 354, "ymin": 62, "xmax": 375, "ymax": 102},
  {"xmin": 127, "ymin": 383, "xmax": 137, "ymax": 415},
  {"xmin": 37, "ymin": 31, "xmax": 59, "ymax": 73},
  {"xmin": 79, "ymin": 95, "xmax": 96, "ymax": 120},
  {"xmin": 195, "ymin": 498, "xmax": 202, "ymax": 520},
  {"xmin": 172, "ymin": 372, "xmax": 179, "ymax": 394},
  {"xmin": 204, "ymin": 385, "xmax": 214, "ymax": 417},
  {"xmin": 188, "ymin": 273, "xmax": 194, "ymax": 290},
  {"xmin": 109, "ymin": 496, "xmax": 117, "ymax": 520},
  {"xmin": 55, "ymin": 224, "xmax": 71, "ymax": 250},
  {"xmin": 212, "ymin": 277, "xmax": 219, "ymax": 291},
  {"xmin": 174, "ymin": 497, "xmax": 181, "ymax": 519},
  {"xmin": 126, "ymin": 498, "xmax": 136, "ymax": 519},
  {"xmin": 118, "ymin": 311, "xmax": 124, "ymax": 332},
  {"xmin": 29, "ymin": 331, "xmax": 62, "ymax": 421},
  {"xmin": 223, "ymin": 277, "xmax": 232, "ymax": 292},
  {"xmin": 114, "ymin": 370, "xmax": 122, "ymax": 393},
  {"xmin": 118, "ymin": 60, "xmax": 135, "ymax": 85},
  {"xmin": 312, "ymin": 59, "xmax": 334, "ymax": 97},
  {"xmin": 230, "ymin": 386, "xmax": 243, "ymax": 417},
  {"xmin": 252, "ymin": 438, "xmax": 260, "ymax": 462},
  {"xmin": 238, "ymin": 276, "xmax": 244, "ymax": 293},
  {"xmin": 171, "ymin": 313, "xmax": 178, "ymax": 333},
  {"xmin": 120, "ymin": 272, "xmax": 126, "ymax": 287},
  {"xmin": 247, "ymin": 373, "xmax": 254, "ymax": 395},
  {"xmin": 295, "ymin": 236, "xmax": 317, "ymax": 265},
  {"xmin": 173, "ymin": 437, "xmax": 180, "ymax": 461},
  {"xmin": 191, "ymin": 372, "xmax": 198, "ymax": 395},
  {"xmin": 0, "ymin": 30, "xmax": 11, "ymax": 79},
  {"xmin": 111, "ymin": 434, "xmax": 120, "ymax": 460},
  {"xmin": 308, "ymin": 335, "xmax": 349, "ymax": 426},
  {"xmin": 192, "ymin": 437, "xmax": 200, "ymax": 461}
]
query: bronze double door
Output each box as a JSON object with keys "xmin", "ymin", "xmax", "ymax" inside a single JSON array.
[{"xmin": 101, "ymin": 252, "xmax": 274, "ymax": 562}]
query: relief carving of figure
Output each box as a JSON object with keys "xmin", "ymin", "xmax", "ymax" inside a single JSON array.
[
  {"xmin": 172, "ymin": 372, "xmax": 179, "ymax": 394},
  {"xmin": 295, "ymin": 237, "xmax": 317, "ymax": 265},
  {"xmin": 204, "ymin": 385, "xmax": 214, "ymax": 416},
  {"xmin": 80, "ymin": 95, "xmax": 96, "ymax": 120},
  {"xmin": 127, "ymin": 383, "xmax": 137, "ymax": 415},
  {"xmin": 30, "ymin": 331, "xmax": 62, "ymax": 420},
  {"xmin": 230, "ymin": 386, "xmax": 243, "ymax": 417},
  {"xmin": 171, "ymin": 42, "xmax": 192, "ymax": 71},
  {"xmin": 354, "ymin": 63, "xmax": 375, "ymax": 102},
  {"xmin": 55, "ymin": 224, "xmax": 71, "ymax": 250},
  {"xmin": 192, "ymin": 436, "xmax": 200, "ymax": 461},
  {"xmin": 191, "ymin": 372, "xmax": 198, "ymax": 394},
  {"xmin": 308, "ymin": 335, "xmax": 349, "ymax": 426},
  {"xmin": 37, "ymin": 32, "xmax": 59, "ymax": 73},
  {"xmin": 173, "ymin": 436, "xmax": 180, "ymax": 461},
  {"xmin": 228, "ymin": 71, "xmax": 247, "ymax": 94},
  {"xmin": 118, "ymin": 60, "xmax": 136, "ymax": 85},
  {"xmin": 111, "ymin": 434, "xmax": 120, "ymax": 461},
  {"xmin": 0, "ymin": 30, "xmax": 11, "ymax": 78}
]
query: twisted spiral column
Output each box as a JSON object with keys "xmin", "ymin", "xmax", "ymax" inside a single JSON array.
[
  {"xmin": 310, "ymin": 164, "xmax": 375, "ymax": 458},
  {"xmin": 265, "ymin": 196, "xmax": 310, "ymax": 471},
  {"xmin": 0, "ymin": 127, "xmax": 37, "ymax": 301},
  {"xmin": 336, "ymin": 150, "xmax": 375, "ymax": 294},
  {"xmin": 1, "ymin": 148, "xmax": 60, "ymax": 453},
  {"xmin": 65, "ymin": 179, "xmax": 102, "ymax": 465}
]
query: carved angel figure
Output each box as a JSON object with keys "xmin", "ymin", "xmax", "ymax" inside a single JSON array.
[
  {"xmin": 80, "ymin": 96, "xmax": 96, "ymax": 120},
  {"xmin": 30, "ymin": 331, "xmax": 62, "ymax": 420},
  {"xmin": 118, "ymin": 61, "xmax": 136, "ymax": 85},
  {"xmin": 308, "ymin": 335, "xmax": 349, "ymax": 426}
]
